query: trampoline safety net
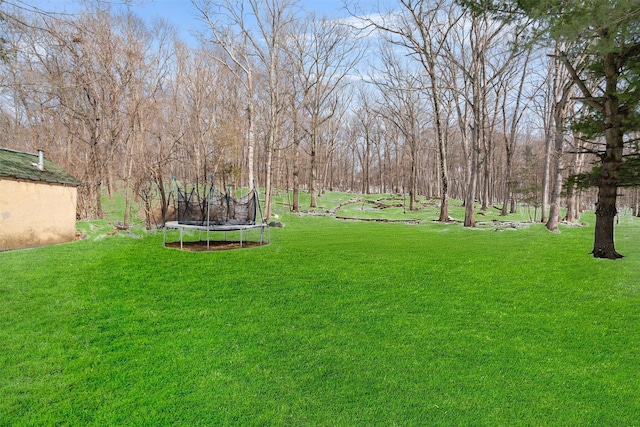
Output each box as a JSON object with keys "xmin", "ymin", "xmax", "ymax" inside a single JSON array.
[{"xmin": 177, "ymin": 185, "xmax": 259, "ymax": 226}]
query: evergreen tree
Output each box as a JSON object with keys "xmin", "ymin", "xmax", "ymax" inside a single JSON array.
[{"xmin": 463, "ymin": 0, "xmax": 640, "ymax": 258}]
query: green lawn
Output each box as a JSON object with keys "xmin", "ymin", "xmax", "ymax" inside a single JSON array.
[{"xmin": 1, "ymin": 195, "xmax": 639, "ymax": 426}]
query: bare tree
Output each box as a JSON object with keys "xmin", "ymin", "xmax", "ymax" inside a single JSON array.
[
  {"xmin": 461, "ymin": 12, "xmax": 491, "ymax": 227},
  {"xmin": 352, "ymin": 87, "xmax": 382, "ymax": 194},
  {"xmin": 35, "ymin": 8, "xmax": 143, "ymax": 218},
  {"xmin": 546, "ymin": 46, "xmax": 576, "ymax": 232},
  {"xmin": 354, "ymin": 0, "xmax": 457, "ymax": 221},
  {"xmin": 442, "ymin": 7, "xmax": 519, "ymax": 226},
  {"xmin": 563, "ymin": 135, "xmax": 586, "ymax": 223},
  {"xmin": 194, "ymin": 0, "xmax": 259, "ymax": 191},
  {"xmin": 195, "ymin": 0, "xmax": 299, "ymax": 221},
  {"xmin": 290, "ymin": 14, "xmax": 360, "ymax": 208},
  {"xmin": 369, "ymin": 43, "xmax": 427, "ymax": 210},
  {"xmin": 253, "ymin": 0, "xmax": 298, "ymax": 219},
  {"xmin": 499, "ymin": 45, "xmax": 536, "ymax": 216}
]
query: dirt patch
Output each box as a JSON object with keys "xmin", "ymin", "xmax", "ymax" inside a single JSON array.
[{"xmin": 164, "ymin": 240, "xmax": 267, "ymax": 252}]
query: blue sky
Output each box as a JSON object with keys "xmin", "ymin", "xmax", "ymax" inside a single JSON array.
[
  {"xmin": 30, "ymin": 0, "xmax": 353, "ymax": 46},
  {"xmin": 125, "ymin": 0, "xmax": 352, "ymax": 44}
]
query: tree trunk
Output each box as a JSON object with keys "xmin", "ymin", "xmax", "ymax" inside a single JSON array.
[
  {"xmin": 564, "ymin": 188, "xmax": 579, "ymax": 223},
  {"xmin": 545, "ymin": 125, "xmax": 564, "ymax": 232},
  {"xmin": 264, "ymin": 143, "xmax": 273, "ymax": 221},
  {"xmin": 433, "ymin": 83, "xmax": 449, "ymax": 222},
  {"xmin": 592, "ymin": 53, "xmax": 624, "ymax": 259},
  {"xmin": 292, "ymin": 136, "xmax": 300, "ymax": 213},
  {"xmin": 310, "ymin": 131, "xmax": 318, "ymax": 208},
  {"xmin": 546, "ymin": 53, "xmax": 573, "ymax": 232},
  {"xmin": 546, "ymin": 91, "xmax": 568, "ymax": 233},
  {"xmin": 92, "ymin": 138, "xmax": 103, "ymax": 219},
  {"xmin": 156, "ymin": 168, "xmax": 168, "ymax": 224},
  {"xmin": 107, "ymin": 168, "xmax": 115, "ymax": 199},
  {"xmin": 593, "ymin": 182, "xmax": 622, "ymax": 258},
  {"xmin": 464, "ymin": 120, "xmax": 479, "ymax": 227},
  {"xmin": 464, "ymin": 69, "xmax": 481, "ymax": 228},
  {"xmin": 464, "ymin": 141, "xmax": 478, "ymax": 227},
  {"xmin": 409, "ymin": 154, "xmax": 417, "ymax": 211},
  {"xmin": 246, "ymin": 98, "xmax": 255, "ymax": 189},
  {"xmin": 363, "ymin": 132, "xmax": 371, "ymax": 194},
  {"xmin": 481, "ymin": 137, "xmax": 490, "ymax": 211},
  {"xmin": 501, "ymin": 152, "xmax": 512, "ymax": 216},
  {"xmin": 563, "ymin": 137, "xmax": 584, "ymax": 223},
  {"xmin": 540, "ymin": 129, "xmax": 552, "ymax": 223}
]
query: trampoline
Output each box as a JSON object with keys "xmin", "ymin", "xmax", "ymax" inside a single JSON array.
[{"xmin": 163, "ymin": 180, "xmax": 269, "ymax": 251}]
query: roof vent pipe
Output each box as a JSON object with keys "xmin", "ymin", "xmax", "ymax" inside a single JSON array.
[{"xmin": 32, "ymin": 150, "xmax": 45, "ymax": 171}]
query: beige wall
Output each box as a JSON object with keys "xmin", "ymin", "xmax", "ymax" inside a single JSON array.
[{"xmin": 0, "ymin": 179, "xmax": 78, "ymax": 251}]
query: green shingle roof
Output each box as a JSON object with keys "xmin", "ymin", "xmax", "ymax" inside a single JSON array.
[{"xmin": 0, "ymin": 148, "xmax": 82, "ymax": 186}]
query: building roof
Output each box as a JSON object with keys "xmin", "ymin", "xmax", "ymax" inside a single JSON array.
[{"xmin": 0, "ymin": 148, "xmax": 82, "ymax": 186}]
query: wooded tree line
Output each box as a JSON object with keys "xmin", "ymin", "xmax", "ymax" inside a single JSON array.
[{"xmin": 1, "ymin": 0, "xmax": 638, "ymax": 257}]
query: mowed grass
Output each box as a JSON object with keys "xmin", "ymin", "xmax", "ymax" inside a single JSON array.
[{"xmin": 1, "ymin": 199, "xmax": 639, "ymax": 425}]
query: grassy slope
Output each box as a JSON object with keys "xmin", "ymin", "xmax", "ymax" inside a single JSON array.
[{"xmin": 1, "ymin": 195, "xmax": 639, "ymax": 426}]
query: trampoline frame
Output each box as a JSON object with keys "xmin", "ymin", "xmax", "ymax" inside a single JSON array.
[{"xmin": 163, "ymin": 221, "xmax": 269, "ymax": 250}]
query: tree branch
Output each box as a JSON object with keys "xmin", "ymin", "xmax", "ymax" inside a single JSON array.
[{"xmin": 554, "ymin": 52, "xmax": 603, "ymax": 112}]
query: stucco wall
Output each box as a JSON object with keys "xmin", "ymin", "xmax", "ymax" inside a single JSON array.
[{"xmin": 0, "ymin": 179, "xmax": 78, "ymax": 251}]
